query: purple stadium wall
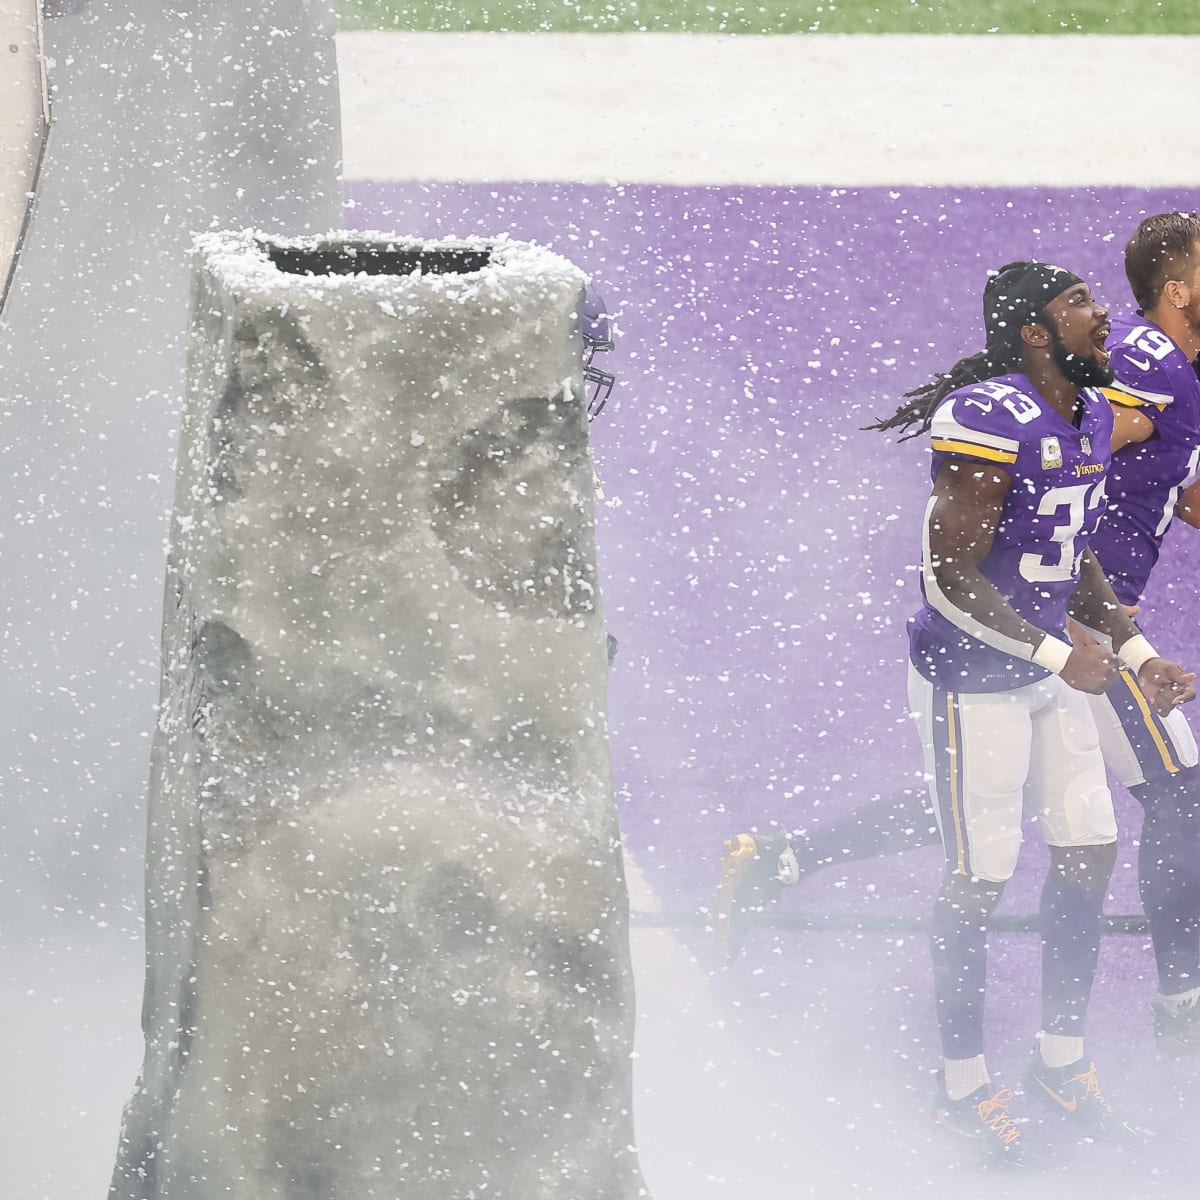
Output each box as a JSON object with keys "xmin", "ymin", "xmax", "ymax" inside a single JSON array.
[{"xmin": 348, "ymin": 182, "xmax": 1200, "ymax": 925}]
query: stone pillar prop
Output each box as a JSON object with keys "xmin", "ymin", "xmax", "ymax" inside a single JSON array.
[{"xmin": 111, "ymin": 231, "xmax": 648, "ymax": 1200}]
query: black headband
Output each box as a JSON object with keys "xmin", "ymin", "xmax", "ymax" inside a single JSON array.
[{"xmin": 983, "ymin": 261, "xmax": 1084, "ymax": 345}]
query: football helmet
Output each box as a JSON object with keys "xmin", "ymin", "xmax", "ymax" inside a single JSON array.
[{"xmin": 582, "ymin": 283, "xmax": 616, "ymax": 420}]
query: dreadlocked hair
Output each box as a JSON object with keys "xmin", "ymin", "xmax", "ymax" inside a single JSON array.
[{"xmin": 865, "ymin": 331, "xmax": 1027, "ymax": 440}]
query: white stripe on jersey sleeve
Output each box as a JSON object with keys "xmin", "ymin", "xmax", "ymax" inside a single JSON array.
[
  {"xmin": 1104, "ymin": 380, "xmax": 1174, "ymax": 407},
  {"xmin": 920, "ymin": 494, "xmax": 1040, "ymax": 662},
  {"xmin": 928, "ymin": 406, "xmax": 1021, "ymax": 455}
]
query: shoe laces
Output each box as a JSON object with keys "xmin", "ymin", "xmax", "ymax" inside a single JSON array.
[
  {"xmin": 976, "ymin": 1087, "xmax": 1022, "ymax": 1145},
  {"xmin": 776, "ymin": 845, "xmax": 800, "ymax": 885},
  {"xmin": 1064, "ymin": 1062, "xmax": 1115, "ymax": 1115}
]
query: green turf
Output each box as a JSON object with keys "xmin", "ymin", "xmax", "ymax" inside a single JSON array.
[{"xmin": 337, "ymin": 0, "xmax": 1199, "ymax": 34}]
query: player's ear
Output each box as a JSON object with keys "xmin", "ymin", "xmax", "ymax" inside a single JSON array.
[
  {"xmin": 1163, "ymin": 278, "xmax": 1188, "ymax": 311},
  {"xmin": 1020, "ymin": 319, "xmax": 1051, "ymax": 349}
]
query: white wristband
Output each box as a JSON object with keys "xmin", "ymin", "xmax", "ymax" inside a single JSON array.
[
  {"xmin": 1031, "ymin": 635, "xmax": 1073, "ymax": 675},
  {"xmin": 1118, "ymin": 633, "xmax": 1159, "ymax": 675}
]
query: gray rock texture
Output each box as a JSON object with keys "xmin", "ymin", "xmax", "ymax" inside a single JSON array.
[{"xmin": 111, "ymin": 231, "xmax": 646, "ymax": 1200}]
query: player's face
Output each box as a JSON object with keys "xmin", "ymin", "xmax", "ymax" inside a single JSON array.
[
  {"xmin": 1170, "ymin": 239, "xmax": 1200, "ymax": 337},
  {"xmin": 1041, "ymin": 283, "xmax": 1114, "ymax": 388}
]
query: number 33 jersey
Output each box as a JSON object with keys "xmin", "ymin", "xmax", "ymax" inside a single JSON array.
[
  {"xmin": 1087, "ymin": 312, "xmax": 1200, "ymax": 606},
  {"xmin": 908, "ymin": 373, "xmax": 1113, "ymax": 693}
]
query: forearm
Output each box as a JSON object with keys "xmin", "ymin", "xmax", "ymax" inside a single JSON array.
[
  {"xmin": 923, "ymin": 468, "xmax": 1071, "ymax": 669},
  {"xmin": 1067, "ymin": 550, "xmax": 1152, "ymax": 664},
  {"xmin": 922, "ymin": 459, "xmax": 1121, "ymax": 695},
  {"xmin": 928, "ymin": 564, "xmax": 1071, "ymax": 669},
  {"xmin": 1176, "ymin": 477, "xmax": 1200, "ymax": 530}
]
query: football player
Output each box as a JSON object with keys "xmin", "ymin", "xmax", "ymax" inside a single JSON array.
[
  {"xmin": 749, "ymin": 261, "xmax": 1195, "ymax": 1161},
  {"xmin": 1079, "ymin": 212, "xmax": 1200, "ymax": 1053},
  {"xmin": 716, "ymin": 218, "xmax": 1200, "ymax": 1063},
  {"xmin": 894, "ymin": 261, "xmax": 1193, "ymax": 1157}
]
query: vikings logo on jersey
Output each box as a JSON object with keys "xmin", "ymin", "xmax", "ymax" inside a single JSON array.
[
  {"xmin": 909, "ymin": 373, "xmax": 1114, "ymax": 692},
  {"xmin": 1088, "ymin": 311, "xmax": 1200, "ymax": 605}
]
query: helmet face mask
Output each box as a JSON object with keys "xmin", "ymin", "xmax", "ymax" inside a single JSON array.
[
  {"xmin": 584, "ymin": 348, "xmax": 615, "ymax": 420},
  {"xmin": 582, "ymin": 284, "xmax": 616, "ymax": 421}
]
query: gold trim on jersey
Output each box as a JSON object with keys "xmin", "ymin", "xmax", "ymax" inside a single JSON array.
[
  {"xmin": 946, "ymin": 691, "xmax": 968, "ymax": 874},
  {"xmin": 1102, "ymin": 385, "xmax": 1169, "ymax": 411},
  {"xmin": 931, "ymin": 438, "xmax": 1019, "ymax": 465},
  {"xmin": 1120, "ymin": 668, "xmax": 1180, "ymax": 775}
]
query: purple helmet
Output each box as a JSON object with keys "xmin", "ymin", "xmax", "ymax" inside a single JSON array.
[{"xmin": 582, "ymin": 284, "xmax": 616, "ymax": 420}]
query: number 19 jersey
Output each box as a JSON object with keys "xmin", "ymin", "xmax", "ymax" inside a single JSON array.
[
  {"xmin": 1088, "ymin": 312, "xmax": 1200, "ymax": 606},
  {"xmin": 907, "ymin": 373, "xmax": 1114, "ymax": 693}
]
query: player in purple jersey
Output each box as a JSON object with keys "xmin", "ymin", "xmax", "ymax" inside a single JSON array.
[
  {"xmin": 876, "ymin": 261, "xmax": 1193, "ymax": 1160},
  {"xmin": 755, "ymin": 261, "xmax": 1193, "ymax": 1163},
  {"xmin": 714, "ymin": 217, "xmax": 1200, "ymax": 1064},
  {"xmin": 1082, "ymin": 213, "xmax": 1200, "ymax": 1054}
]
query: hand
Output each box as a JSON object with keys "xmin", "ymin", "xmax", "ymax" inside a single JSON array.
[
  {"xmin": 1137, "ymin": 658, "xmax": 1198, "ymax": 717},
  {"xmin": 1060, "ymin": 641, "xmax": 1120, "ymax": 694}
]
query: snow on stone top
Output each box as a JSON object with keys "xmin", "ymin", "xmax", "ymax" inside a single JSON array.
[{"xmin": 192, "ymin": 229, "xmax": 586, "ymax": 310}]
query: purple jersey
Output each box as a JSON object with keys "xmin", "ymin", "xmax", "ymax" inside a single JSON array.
[
  {"xmin": 1087, "ymin": 312, "xmax": 1200, "ymax": 605},
  {"xmin": 908, "ymin": 374, "xmax": 1113, "ymax": 692}
]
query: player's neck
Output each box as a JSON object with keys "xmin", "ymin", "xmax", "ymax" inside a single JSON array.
[
  {"xmin": 1145, "ymin": 303, "xmax": 1200, "ymax": 362},
  {"xmin": 1024, "ymin": 362, "xmax": 1082, "ymax": 424}
]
